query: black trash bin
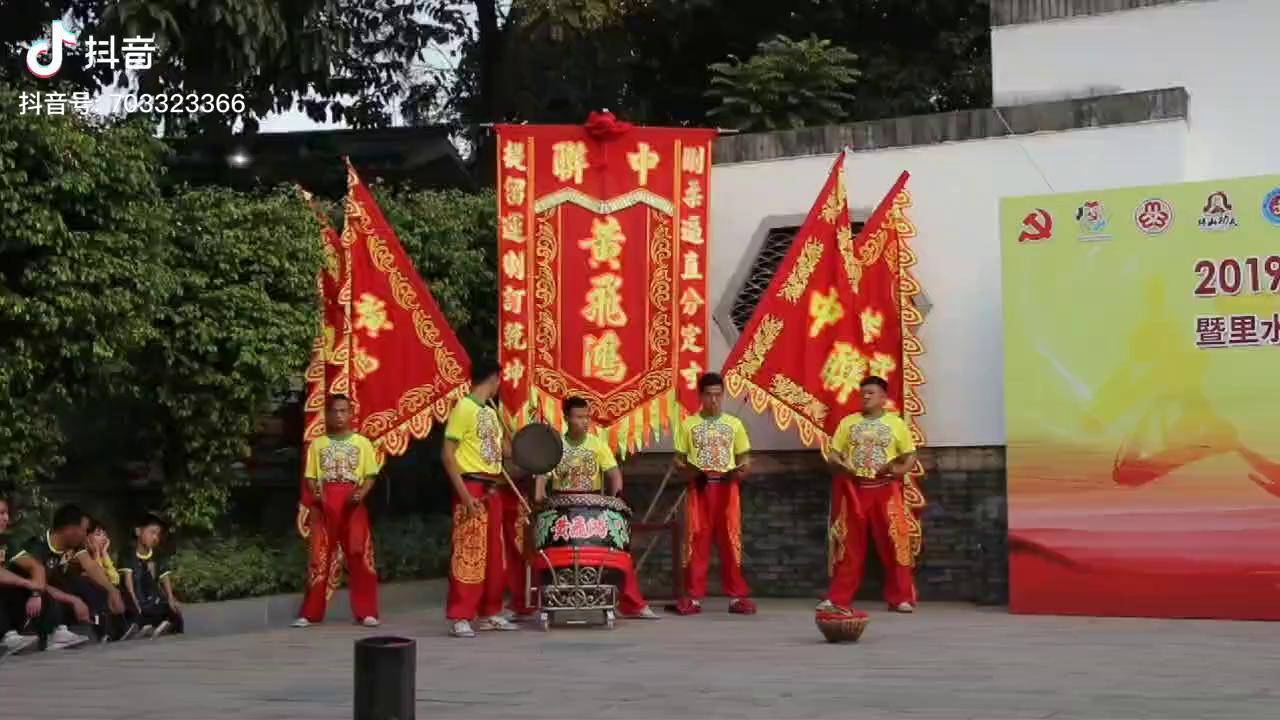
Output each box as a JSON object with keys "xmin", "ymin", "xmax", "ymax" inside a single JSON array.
[{"xmin": 354, "ymin": 636, "xmax": 416, "ymax": 720}]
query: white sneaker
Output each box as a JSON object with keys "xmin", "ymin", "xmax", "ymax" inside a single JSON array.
[
  {"xmin": 154, "ymin": 620, "xmax": 173, "ymax": 637},
  {"xmin": 476, "ymin": 615, "xmax": 519, "ymax": 631},
  {"xmin": 449, "ymin": 620, "xmax": 476, "ymax": 638},
  {"xmin": 49, "ymin": 626, "xmax": 89, "ymax": 650},
  {"xmin": 139, "ymin": 625, "xmax": 155, "ymax": 638},
  {"xmin": 627, "ymin": 606, "xmax": 660, "ymax": 620},
  {"xmin": 498, "ymin": 608, "xmax": 516, "ymax": 622},
  {"xmin": 894, "ymin": 602, "xmax": 915, "ymax": 613},
  {"xmin": 290, "ymin": 618, "xmax": 311, "ymax": 628},
  {"xmin": 2, "ymin": 631, "xmax": 39, "ymax": 655},
  {"xmin": 815, "ymin": 599, "xmax": 836, "ymax": 612},
  {"xmin": 360, "ymin": 617, "xmax": 381, "ymax": 627}
]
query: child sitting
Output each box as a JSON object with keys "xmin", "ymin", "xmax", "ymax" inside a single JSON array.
[
  {"xmin": 84, "ymin": 517, "xmax": 129, "ymax": 641},
  {"xmin": 119, "ymin": 514, "xmax": 183, "ymax": 638}
]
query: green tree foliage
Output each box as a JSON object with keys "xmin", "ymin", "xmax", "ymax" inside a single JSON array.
[
  {"xmin": 1, "ymin": 0, "xmax": 452, "ymax": 132},
  {"xmin": 706, "ymin": 35, "xmax": 859, "ymax": 132},
  {"xmin": 141, "ymin": 185, "xmax": 323, "ymax": 530},
  {"xmin": 0, "ymin": 86, "xmax": 171, "ymax": 506},
  {"xmin": 1, "ymin": 87, "xmax": 322, "ymax": 528}
]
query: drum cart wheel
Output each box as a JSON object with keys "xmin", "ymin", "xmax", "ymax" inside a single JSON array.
[
  {"xmin": 604, "ymin": 609, "xmax": 616, "ymax": 630},
  {"xmin": 537, "ymin": 611, "xmax": 551, "ymax": 632}
]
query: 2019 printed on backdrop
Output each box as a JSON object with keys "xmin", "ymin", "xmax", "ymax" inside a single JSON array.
[{"xmin": 1002, "ymin": 175, "xmax": 1280, "ymax": 620}]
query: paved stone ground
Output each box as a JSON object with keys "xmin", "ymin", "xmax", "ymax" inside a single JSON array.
[{"xmin": 2, "ymin": 599, "xmax": 1278, "ymax": 719}]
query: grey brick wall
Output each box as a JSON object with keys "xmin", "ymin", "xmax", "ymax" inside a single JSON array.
[{"xmin": 619, "ymin": 447, "xmax": 1008, "ymax": 605}]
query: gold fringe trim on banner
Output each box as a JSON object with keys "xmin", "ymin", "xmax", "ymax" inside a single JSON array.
[{"xmin": 504, "ymin": 386, "xmax": 680, "ymax": 460}]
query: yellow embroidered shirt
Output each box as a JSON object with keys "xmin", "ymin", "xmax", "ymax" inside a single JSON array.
[
  {"xmin": 830, "ymin": 412, "xmax": 916, "ymax": 478},
  {"xmin": 550, "ymin": 434, "xmax": 617, "ymax": 493},
  {"xmin": 674, "ymin": 413, "xmax": 750, "ymax": 473},
  {"xmin": 444, "ymin": 396, "xmax": 503, "ymax": 475},
  {"xmin": 305, "ymin": 433, "xmax": 381, "ymax": 486}
]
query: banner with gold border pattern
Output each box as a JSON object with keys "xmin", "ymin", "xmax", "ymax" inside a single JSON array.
[
  {"xmin": 495, "ymin": 114, "xmax": 715, "ymax": 455},
  {"xmin": 721, "ymin": 154, "xmax": 929, "ymax": 555},
  {"xmin": 330, "ymin": 161, "xmax": 472, "ymax": 462}
]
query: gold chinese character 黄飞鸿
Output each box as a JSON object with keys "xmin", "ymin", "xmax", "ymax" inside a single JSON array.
[
  {"xmin": 504, "ymin": 177, "xmax": 527, "ymax": 206},
  {"xmin": 808, "ymin": 287, "xmax": 844, "ymax": 338},
  {"xmin": 680, "ymin": 216, "xmax": 704, "ymax": 246},
  {"xmin": 683, "ymin": 179, "xmax": 704, "ymax": 209},
  {"xmin": 682, "ymin": 146, "xmax": 706, "ymax": 174},
  {"xmin": 583, "ymin": 331, "xmax": 627, "ymax": 383},
  {"xmin": 821, "ymin": 342, "xmax": 868, "ymax": 405},
  {"xmin": 503, "ymin": 250, "xmax": 526, "ymax": 280},
  {"xmin": 552, "ymin": 141, "xmax": 589, "ymax": 184},
  {"xmin": 680, "ymin": 251, "xmax": 703, "ymax": 281},
  {"xmin": 580, "ymin": 216, "xmax": 626, "ymax": 270},
  {"xmin": 354, "ymin": 292, "xmax": 394, "ymax": 338},
  {"xmin": 502, "ymin": 140, "xmax": 527, "ymax": 171},
  {"xmin": 627, "ymin": 142, "xmax": 660, "ymax": 186},
  {"xmin": 503, "ymin": 321, "xmax": 528, "ymax": 351},
  {"xmin": 680, "ymin": 325, "xmax": 703, "ymax": 353},
  {"xmin": 582, "ymin": 274, "xmax": 628, "ymax": 328},
  {"xmin": 501, "ymin": 214, "xmax": 526, "ymax": 244}
]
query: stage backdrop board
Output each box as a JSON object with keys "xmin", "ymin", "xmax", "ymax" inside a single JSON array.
[{"xmin": 1002, "ymin": 174, "xmax": 1280, "ymax": 620}]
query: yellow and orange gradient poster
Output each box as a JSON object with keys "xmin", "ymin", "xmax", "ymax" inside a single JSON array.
[{"xmin": 1002, "ymin": 175, "xmax": 1280, "ymax": 620}]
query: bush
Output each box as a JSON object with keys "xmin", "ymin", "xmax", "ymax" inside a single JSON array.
[{"xmin": 170, "ymin": 513, "xmax": 450, "ymax": 603}]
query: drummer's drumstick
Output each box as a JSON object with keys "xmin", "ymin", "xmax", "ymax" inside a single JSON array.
[{"xmin": 634, "ymin": 486, "xmax": 687, "ymax": 574}]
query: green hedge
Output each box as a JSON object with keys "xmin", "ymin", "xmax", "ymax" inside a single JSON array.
[{"xmin": 170, "ymin": 514, "xmax": 451, "ymax": 603}]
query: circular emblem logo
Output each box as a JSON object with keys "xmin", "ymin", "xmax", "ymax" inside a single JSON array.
[
  {"xmin": 1262, "ymin": 188, "xmax": 1280, "ymax": 226},
  {"xmin": 1134, "ymin": 198, "xmax": 1174, "ymax": 235}
]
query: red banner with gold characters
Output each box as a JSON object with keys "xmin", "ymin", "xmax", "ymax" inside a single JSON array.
[
  {"xmin": 495, "ymin": 113, "xmax": 714, "ymax": 454},
  {"xmin": 721, "ymin": 154, "xmax": 928, "ymax": 540},
  {"xmin": 304, "ymin": 161, "xmax": 471, "ymax": 462}
]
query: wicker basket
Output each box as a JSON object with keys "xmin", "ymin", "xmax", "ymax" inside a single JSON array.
[{"xmin": 815, "ymin": 610, "xmax": 869, "ymax": 643}]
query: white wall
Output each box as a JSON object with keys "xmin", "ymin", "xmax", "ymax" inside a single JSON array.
[
  {"xmin": 992, "ymin": 0, "xmax": 1280, "ymax": 179},
  {"xmin": 709, "ymin": 121, "xmax": 1188, "ymax": 449}
]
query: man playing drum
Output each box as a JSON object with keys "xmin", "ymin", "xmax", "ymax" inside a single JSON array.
[
  {"xmin": 673, "ymin": 372, "xmax": 758, "ymax": 615},
  {"xmin": 534, "ymin": 396, "xmax": 659, "ymax": 620}
]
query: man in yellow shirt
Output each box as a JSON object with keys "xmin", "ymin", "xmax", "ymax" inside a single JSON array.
[
  {"xmin": 293, "ymin": 394, "xmax": 382, "ymax": 628},
  {"xmin": 534, "ymin": 396, "xmax": 659, "ymax": 620},
  {"xmin": 442, "ymin": 359, "xmax": 516, "ymax": 638},
  {"xmin": 821, "ymin": 375, "xmax": 919, "ymax": 615},
  {"xmin": 672, "ymin": 372, "xmax": 756, "ymax": 615}
]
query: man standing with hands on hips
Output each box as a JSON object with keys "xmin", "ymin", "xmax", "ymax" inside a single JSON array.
[
  {"xmin": 820, "ymin": 375, "xmax": 919, "ymax": 615},
  {"xmin": 293, "ymin": 394, "xmax": 383, "ymax": 628},
  {"xmin": 672, "ymin": 372, "xmax": 757, "ymax": 616}
]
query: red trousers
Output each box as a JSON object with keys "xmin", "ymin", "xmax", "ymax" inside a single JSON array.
[
  {"xmin": 683, "ymin": 475, "xmax": 751, "ymax": 599},
  {"xmin": 617, "ymin": 556, "xmax": 649, "ymax": 614},
  {"xmin": 825, "ymin": 476, "xmax": 917, "ymax": 608},
  {"xmin": 446, "ymin": 480, "xmax": 506, "ymax": 621},
  {"xmin": 298, "ymin": 482, "xmax": 379, "ymax": 622},
  {"xmin": 499, "ymin": 485, "xmax": 535, "ymax": 615}
]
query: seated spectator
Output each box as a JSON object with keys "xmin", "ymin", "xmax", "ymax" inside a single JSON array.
[
  {"xmin": 0, "ymin": 496, "xmax": 41, "ymax": 657},
  {"xmin": 83, "ymin": 517, "xmax": 129, "ymax": 641},
  {"xmin": 4, "ymin": 504, "xmax": 106, "ymax": 650},
  {"xmin": 120, "ymin": 514, "xmax": 183, "ymax": 638}
]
